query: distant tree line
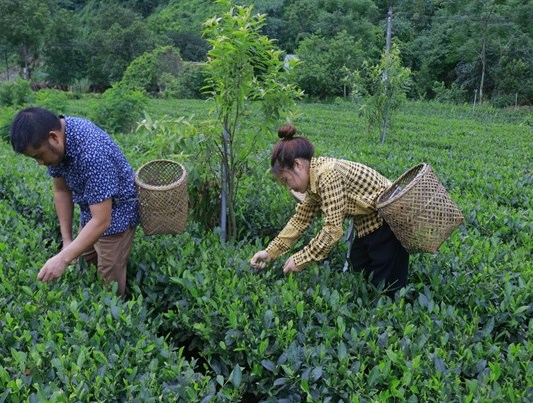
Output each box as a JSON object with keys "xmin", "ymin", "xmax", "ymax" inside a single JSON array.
[{"xmin": 0, "ymin": 0, "xmax": 532, "ymax": 106}]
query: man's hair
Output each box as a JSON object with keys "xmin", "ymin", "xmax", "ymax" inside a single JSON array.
[{"xmin": 10, "ymin": 107, "xmax": 61, "ymax": 153}]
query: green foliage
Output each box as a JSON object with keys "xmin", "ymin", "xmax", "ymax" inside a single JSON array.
[
  {"xmin": 145, "ymin": 62, "xmax": 210, "ymax": 99},
  {"xmin": 203, "ymin": 0, "xmax": 302, "ymax": 241},
  {"xmin": 33, "ymin": 90, "xmax": 69, "ymax": 114},
  {"xmin": 0, "ymin": 106, "xmax": 17, "ymax": 143},
  {"xmin": 171, "ymin": 63, "xmax": 208, "ymax": 99},
  {"xmin": 405, "ymin": 0, "xmax": 533, "ymax": 104},
  {"xmin": 68, "ymin": 78, "xmax": 92, "ymax": 94},
  {"xmin": 433, "ymin": 81, "xmax": 468, "ymax": 105},
  {"xmin": 146, "ymin": 0, "xmax": 222, "ymax": 36},
  {"xmin": 121, "ymin": 46, "xmax": 183, "ymax": 95},
  {"xmin": 272, "ymin": 0, "xmax": 381, "ymax": 55},
  {"xmin": 491, "ymin": 57, "xmax": 533, "ymax": 107},
  {"xmin": 2, "ymin": 0, "xmax": 533, "ymax": 105},
  {"xmin": 0, "ymin": 136, "xmax": 230, "ymax": 401},
  {"xmin": 88, "ymin": 85, "xmax": 147, "ymax": 134},
  {"xmin": 1, "ymin": 98, "xmax": 532, "ymax": 400},
  {"xmin": 295, "ymin": 30, "xmax": 367, "ymax": 99},
  {"xmin": 166, "ymin": 30, "xmax": 211, "ymax": 62},
  {"xmin": 83, "ymin": 2, "xmax": 155, "ymax": 87},
  {"xmin": 133, "ymin": 113, "xmax": 220, "ymax": 229},
  {"xmin": 354, "ymin": 45, "xmax": 412, "ymax": 142},
  {"xmin": 0, "ymin": 0, "xmax": 54, "ymax": 79},
  {"xmin": 0, "ymin": 78, "xmax": 33, "ymax": 107},
  {"xmin": 41, "ymin": 8, "xmax": 88, "ymax": 86},
  {"xmin": 0, "ymin": 79, "xmax": 34, "ymax": 142}
]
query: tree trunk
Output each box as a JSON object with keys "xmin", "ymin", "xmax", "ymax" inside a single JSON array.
[
  {"xmin": 479, "ymin": 25, "xmax": 487, "ymax": 104},
  {"xmin": 381, "ymin": 100, "xmax": 391, "ymax": 144},
  {"xmin": 227, "ymin": 168, "xmax": 236, "ymax": 240},
  {"xmin": 22, "ymin": 43, "xmax": 30, "ymax": 80},
  {"xmin": 478, "ymin": 4, "xmax": 494, "ymax": 104},
  {"xmin": 220, "ymin": 118, "xmax": 230, "ymax": 243}
]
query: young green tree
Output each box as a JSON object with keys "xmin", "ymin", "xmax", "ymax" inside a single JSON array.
[
  {"xmin": 354, "ymin": 45, "xmax": 411, "ymax": 143},
  {"xmin": 203, "ymin": 0, "xmax": 302, "ymax": 242}
]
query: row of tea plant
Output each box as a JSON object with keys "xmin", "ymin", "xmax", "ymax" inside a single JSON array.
[{"xmin": 1, "ymin": 99, "xmax": 531, "ymax": 401}]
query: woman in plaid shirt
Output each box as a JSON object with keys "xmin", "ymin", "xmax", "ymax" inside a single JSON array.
[{"xmin": 251, "ymin": 124, "xmax": 409, "ymax": 295}]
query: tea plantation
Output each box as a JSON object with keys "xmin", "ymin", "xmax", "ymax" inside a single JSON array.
[{"xmin": 1, "ymin": 100, "xmax": 531, "ymax": 401}]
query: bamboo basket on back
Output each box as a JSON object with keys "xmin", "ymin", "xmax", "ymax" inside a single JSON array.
[
  {"xmin": 376, "ymin": 163, "xmax": 464, "ymax": 254},
  {"xmin": 135, "ymin": 160, "xmax": 188, "ymax": 236}
]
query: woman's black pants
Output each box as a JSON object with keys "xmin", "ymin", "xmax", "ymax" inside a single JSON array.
[{"xmin": 349, "ymin": 222, "xmax": 409, "ymax": 296}]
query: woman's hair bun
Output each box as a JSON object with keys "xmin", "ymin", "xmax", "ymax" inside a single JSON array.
[{"xmin": 278, "ymin": 123, "xmax": 297, "ymax": 139}]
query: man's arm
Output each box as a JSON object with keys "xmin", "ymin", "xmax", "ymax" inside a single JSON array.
[
  {"xmin": 37, "ymin": 198, "xmax": 112, "ymax": 282},
  {"xmin": 53, "ymin": 177, "xmax": 74, "ymax": 245}
]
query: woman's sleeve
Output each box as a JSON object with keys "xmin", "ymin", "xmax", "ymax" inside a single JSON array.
[
  {"xmin": 265, "ymin": 195, "xmax": 320, "ymax": 260},
  {"xmin": 291, "ymin": 169, "xmax": 346, "ymax": 268}
]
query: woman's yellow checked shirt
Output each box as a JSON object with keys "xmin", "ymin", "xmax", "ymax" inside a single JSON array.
[{"xmin": 265, "ymin": 156, "xmax": 392, "ymax": 268}]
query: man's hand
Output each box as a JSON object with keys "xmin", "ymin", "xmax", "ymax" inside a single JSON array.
[
  {"xmin": 37, "ymin": 254, "xmax": 68, "ymax": 282},
  {"xmin": 250, "ymin": 250, "xmax": 271, "ymax": 269}
]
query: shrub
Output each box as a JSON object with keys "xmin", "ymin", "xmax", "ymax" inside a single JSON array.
[
  {"xmin": 2, "ymin": 99, "xmax": 532, "ymax": 401},
  {"xmin": 68, "ymin": 78, "xmax": 92, "ymax": 94},
  {"xmin": 0, "ymin": 78, "xmax": 33, "ymax": 107},
  {"xmin": 89, "ymin": 84, "xmax": 147, "ymax": 134},
  {"xmin": 33, "ymin": 89, "xmax": 69, "ymax": 114},
  {"xmin": 122, "ymin": 46, "xmax": 183, "ymax": 95},
  {"xmin": 0, "ymin": 106, "xmax": 17, "ymax": 143},
  {"xmin": 433, "ymin": 81, "xmax": 468, "ymax": 105},
  {"xmin": 173, "ymin": 63, "xmax": 208, "ymax": 99}
]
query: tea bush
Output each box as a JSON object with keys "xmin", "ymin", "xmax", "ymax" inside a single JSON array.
[
  {"xmin": 1, "ymin": 99, "xmax": 531, "ymax": 401},
  {"xmin": 0, "ymin": 151, "xmax": 217, "ymax": 401}
]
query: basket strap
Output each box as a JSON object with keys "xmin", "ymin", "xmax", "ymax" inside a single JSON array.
[
  {"xmin": 343, "ymin": 218, "xmax": 355, "ymax": 272},
  {"xmin": 112, "ymin": 197, "xmax": 139, "ymax": 205}
]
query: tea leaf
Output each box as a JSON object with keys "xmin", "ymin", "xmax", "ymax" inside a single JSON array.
[
  {"xmin": 230, "ymin": 365, "xmax": 242, "ymax": 387},
  {"xmin": 261, "ymin": 360, "xmax": 276, "ymax": 372}
]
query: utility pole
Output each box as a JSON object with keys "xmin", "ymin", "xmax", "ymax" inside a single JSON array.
[
  {"xmin": 479, "ymin": 15, "xmax": 488, "ymax": 104},
  {"xmin": 478, "ymin": 2, "xmax": 496, "ymax": 104},
  {"xmin": 381, "ymin": 2, "xmax": 393, "ymax": 143},
  {"xmin": 385, "ymin": 4, "xmax": 393, "ymax": 55}
]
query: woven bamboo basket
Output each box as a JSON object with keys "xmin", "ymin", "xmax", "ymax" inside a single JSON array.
[
  {"xmin": 376, "ymin": 163, "xmax": 464, "ymax": 254},
  {"xmin": 135, "ymin": 160, "xmax": 188, "ymax": 236}
]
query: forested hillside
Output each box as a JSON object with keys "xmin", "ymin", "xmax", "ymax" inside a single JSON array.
[{"xmin": 0, "ymin": 0, "xmax": 532, "ymax": 105}]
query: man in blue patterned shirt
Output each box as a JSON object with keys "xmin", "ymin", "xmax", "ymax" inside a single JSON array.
[{"xmin": 10, "ymin": 107, "xmax": 139, "ymax": 296}]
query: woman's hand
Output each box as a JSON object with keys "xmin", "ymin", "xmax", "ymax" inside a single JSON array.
[
  {"xmin": 250, "ymin": 250, "xmax": 271, "ymax": 269},
  {"xmin": 283, "ymin": 257, "xmax": 303, "ymax": 274}
]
